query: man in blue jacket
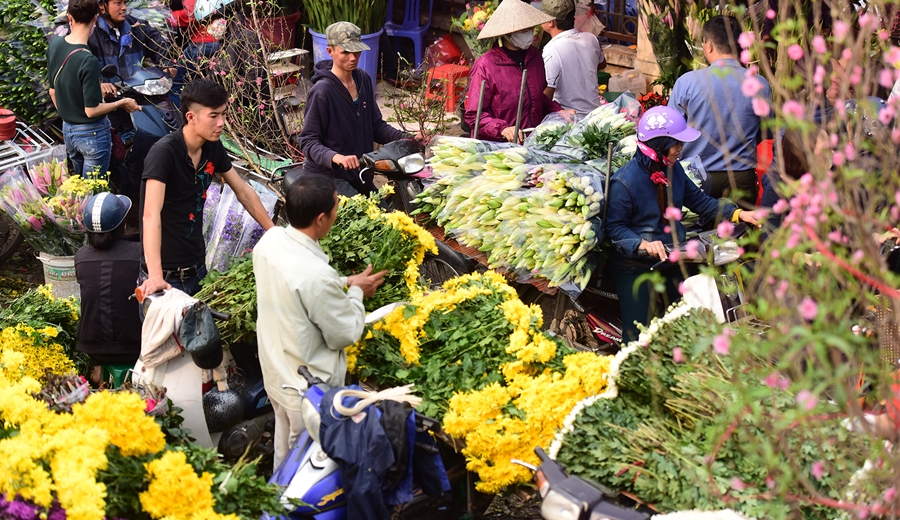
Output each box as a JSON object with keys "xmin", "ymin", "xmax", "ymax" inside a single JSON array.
[{"xmin": 297, "ymin": 21, "xmax": 407, "ymax": 196}]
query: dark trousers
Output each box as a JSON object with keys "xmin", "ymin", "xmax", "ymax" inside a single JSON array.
[
  {"xmin": 707, "ymin": 168, "xmax": 759, "ymax": 208},
  {"xmin": 611, "ymin": 254, "xmax": 684, "ymax": 344}
]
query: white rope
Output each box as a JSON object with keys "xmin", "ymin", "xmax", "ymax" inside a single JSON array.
[{"xmin": 331, "ymin": 384, "xmax": 422, "ymax": 417}]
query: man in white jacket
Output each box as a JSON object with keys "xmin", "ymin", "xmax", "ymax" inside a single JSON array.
[{"xmin": 253, "ymin": 174, "xmax": 386, "ymax": 469}]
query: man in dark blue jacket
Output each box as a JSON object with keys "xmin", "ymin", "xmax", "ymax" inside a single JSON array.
[
  {"xmin": 89, "ymin": 0, "xmax": 170, "ymax": 88},
  {"xmin": 297, "ymin": 21, "xmax": 407, "ymax": 196}
]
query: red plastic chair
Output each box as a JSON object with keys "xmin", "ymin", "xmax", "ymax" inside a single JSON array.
[{"xmin": 385, "ymin": 0, "xmax": 434, "ymax": 67}]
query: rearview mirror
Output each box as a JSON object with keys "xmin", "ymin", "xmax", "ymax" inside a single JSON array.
[{"xmin": 100, "ymin": 64, "xmax": 119, "ymax": 79}]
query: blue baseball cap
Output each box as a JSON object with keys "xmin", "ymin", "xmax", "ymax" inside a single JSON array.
[{"xmin": 84, "ymin": 192, "xmax": 132, "ymax": 233}]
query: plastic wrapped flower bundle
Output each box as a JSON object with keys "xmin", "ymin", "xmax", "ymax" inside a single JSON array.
[
  {"xmin": 0, "ymin": 167, "xmax": 107, "ymax": 256},
  {"xmin": 348, "ymin": 270, "xmax": 614, "ymax": 493},
  {"xmin": 26, "ymin": 146, "xmax": 69, "ymax": 197},
  {"xmin": 204, "ymin": 181, "xmax": 278, "ymax": 273},
  {"xmin": 0, "ymin": 166, "xmax": 66, "ymax": 255},
  {"xmin": 450, "ymin": 0, "xmax": 499, "ymax": 58}
]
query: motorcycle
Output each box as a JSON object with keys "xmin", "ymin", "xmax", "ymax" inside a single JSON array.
[
  {"xmin": 513, "ymin": 447, "xmax": 650, "ymax": 520},
  {"xmin": 99, "ymin": 64, "xmax": 182, "ymax": 205}
]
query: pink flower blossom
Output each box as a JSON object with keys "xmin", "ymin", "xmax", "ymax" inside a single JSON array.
[
  {"xmin": 664, "ymin": 206, "xmax": 682, "ymax": 221},
  {"xmin": 833, "ymin": 20, "xmax": 849, "ymax": 41},
  {"xmin": 766, "ymin": 8, "xmax": 775, "ymax": 19},
  {"xmin": 678, "ymin": 281, "xmax": 686, "ymax": 295},
  {"xmin": 880, "ymin": 106, "xmax": 895, "ymax": 126},
  {"xmin": 880, "ymin": 30, "xmax": 891, "ymax": 41},
  {"xmin": 685, "ymin": 239, "xmax": 700, "ymax": 259},
  {"xmin": 811, "ymin": 461, "xmax": 825, "ymax": 480},
  {"xmin": 731, "ymin": 477, "xmax": 747, "ymax": 490},
  {"xmin": 859, "ymin": 13, "xmax": 877, "ymax": 31},
  {"xmin": 797, "ymin": 297, "xmax": 819, "ymax": 320},
  {"xmin": 209, "ymin": 61, "xmax": 217, "ymax": 68},
  {"xmin": 845, "ymin": 142, "xmax": 856, "ymax": 161},
  {"xmin": 751, "ymin": 97, "xmax": 770, "ymax": 116},
  {"xmin": 738, "ymin": 32, "xmax": 755, "ymax": 49},
  {"xmin": 881, "ymin": 69, "xmax": 895, "ymax": 88},
  {"xmin": 663, "ymin": 225, "xmax": 671, "ymax": 233},
  {"xmin": 773, "ymin": 199, "xmax": 789, "ymax": 213},
  {"xmin": 770, "ymin": 249, "xmax": 780, "ymax": 258},
  {"xmin": 713, "ymin": 332, "xmax": 731, "ymax": 355},
  {"xmin": 852, "ymin": 249, "xmax": 864, "ymax": 264},
  {"xmin": 842, "ymin": 48, "xmax": 853, "ymax": 61},
  {"xmin": 850, "ymin": 65, "xmax": 863, "ymax": 86},
  {"xmin": 717, "ymin": 220, "xmax": 734, "ymax": 238},
  {"xmin": 669, "ymin": 249, "xmax": 681, "ymax": 262},
  {"xmin": 832, "ymin": 151, "xmax": 845, "ymax": 167},
  {"xmin": 742, "ymin": 76, "xmax": 763, "ymax": 97},
  {"xmin": 740, "ymin": 50, "xmax": 751, "ymax": 65},
  {"xmin": 766, "ymin": 476, "xmax": 776, "ymax": 489},
  {"xmin": 812, "ymin": 35, "xmax": 828, "ymax": 55},
  {"xmin": 775, "ymin": 280, "xmax": 789, "ymax": 299},
  {"xmin": 763, "ymin": 371, "xmax": 790, "ymax": 390},
  {"xmin": 796, "ymin": 389, "xmax": 818, "ymax": 410},
  {"xmin": 673, "ymin": 347, "xmax": 685, "ymax": 363},
  {"xmin": 886, "ymin": 46, "xmax": 900, "ymax": 66},
  {"xmin": 782, "ymin": 100, "xmax": 805, "ymax": 119},
  {"xmin": 814, "ymin": 65, "xmax": 826, "ymax": 85},
  {"xmin": 787, "ymin": 44, "xmax": 804, "ymax": 61},
  {"xmin": 256, "ymin": 77, "xmax": 264, "ymax": 86},
  {"xmin": 884, "ymin": 487, "xmax": 897, "ymax": 503}
]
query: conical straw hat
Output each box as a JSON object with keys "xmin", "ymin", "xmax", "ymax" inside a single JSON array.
[{"xmin": 477, "ymin": 0, "xmax": 554, "ymax": 39}]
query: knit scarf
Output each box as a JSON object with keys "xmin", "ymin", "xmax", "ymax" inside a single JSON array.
[{"xmin": 635, "ymin": 136, "xmax": 678, "ymax": 220}]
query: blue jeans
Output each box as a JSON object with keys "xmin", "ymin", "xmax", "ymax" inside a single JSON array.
[
  {"xmin": 611, "ymin": 254, "xmax": 683, "ymax": 344},
  {"xmin": 63, "ymin": 119, "xmax": 112, "ymax": 178}
]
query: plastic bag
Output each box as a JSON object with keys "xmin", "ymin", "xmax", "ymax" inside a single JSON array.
[
  {"xmin": 424, "ymin": 34, "xmax": 463, "ymax": 67},
  {"xmin": 575, "ymin": 1, "xmax": 605, "ymax": 37},
  {"xmin": 202, "ymin": 181, "xmax": 223, "ymax": 243},
  {"xmin": 25, "ymin": 145, "xmax": 69, "ymax": 197},
  {"xmin": 0, "ymin": 167, "xmax": 66, "ymax": 255},
  {"xmin": 523, "ymin": 112, "xmax": 578, "ymax": 151},
  {"xmin": 205, "ymin": 180, "xmax": 278, "ymax": 272}
]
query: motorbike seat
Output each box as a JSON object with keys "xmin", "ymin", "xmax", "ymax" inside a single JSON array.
[{"xmin": 282, "ymin": 166, "xmax": 305, "ymax": 194}]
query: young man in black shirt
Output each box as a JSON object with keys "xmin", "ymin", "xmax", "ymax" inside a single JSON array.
[{"xmin": 138, "ymin": 79, "xmax": 274, "ymax": 296}]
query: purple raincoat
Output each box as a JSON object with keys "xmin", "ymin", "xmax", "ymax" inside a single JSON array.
[{"xmin": 464, "ymin": 46, "xmax": 562, "ymax": 142}]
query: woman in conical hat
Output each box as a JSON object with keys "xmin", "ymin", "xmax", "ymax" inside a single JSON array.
[{"xmin": 463, "ymin": 0, "xmax": 570, "ymax": 143}]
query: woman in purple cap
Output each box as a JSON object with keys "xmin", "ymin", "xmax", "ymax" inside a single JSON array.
[{"xmin": 604, "ymin": 106, "xmax": 761, "ymax": 342}]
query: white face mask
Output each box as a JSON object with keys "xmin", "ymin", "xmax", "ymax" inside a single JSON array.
[{"xmin": 506, "ymin": 29, "xmax": 533, "ymax": 50}]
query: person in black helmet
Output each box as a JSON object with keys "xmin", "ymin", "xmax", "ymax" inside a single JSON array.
[{"xmin": 75, "ymin": 192, "xmax": 143, "ymax": 384}]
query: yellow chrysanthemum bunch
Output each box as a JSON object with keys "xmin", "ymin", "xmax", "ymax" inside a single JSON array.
[
  {"xmin": 74, "ymin": 391, "xmax": 166, "ymax": 457},
  {"xmin": 0, "ymin": 348, "xmax": 178, "ymax": 520},
  {"xmin": 384, "ymin": 211, "xmax": 438, "ymax": 294},
  {"xmin": 443, "ymin": 352, "xmax": 612, "ymax": 493},
  {"xmin": 140, "ymin": 451, "xmax": 218, "ymax": 519},
  {"xmin": 57, "ymin": 175, "xmax": 108, "ymax": 197},
  {"xmin": 376, "ymin": 280, "xmax": 495, "ymax": 364},
  {"xmin": 0, "ymin": 324, "xmax": 75, "ymax": 381}
]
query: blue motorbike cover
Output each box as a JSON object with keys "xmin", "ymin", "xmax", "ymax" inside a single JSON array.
[{"xmin": 263, "ymin": 384, "xmax": 350, "ymax": 520}]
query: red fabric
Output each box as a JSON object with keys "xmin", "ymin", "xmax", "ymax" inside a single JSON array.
[
  {"xmin": 172, "ymin": 0, "xmax": 217, "ymax": 43},
  {"xmin": 464, "ymin": 46, "xmax": 562, "ymax": 142},
  {"xmin": 756, "ymin": 139, "xmax": 773, "ymax": 206}
]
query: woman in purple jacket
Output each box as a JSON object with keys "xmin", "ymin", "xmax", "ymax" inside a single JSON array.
[{"xmin": 464, "ymin": 0, "xmax": 567, "ymax": 143}]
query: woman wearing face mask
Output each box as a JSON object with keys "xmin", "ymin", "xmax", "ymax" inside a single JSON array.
[
  {"xmin": 464, "ymin": 0, "xmax": 566, "ymax": 143},
  {"xmin": 604, "ymin": 106, "xmax": 761, "ymax": 343}
]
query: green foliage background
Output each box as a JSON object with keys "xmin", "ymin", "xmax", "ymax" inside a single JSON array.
[{"xmin": 0, "ymin": 0, "xmax": 55, "ymax": 123}]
